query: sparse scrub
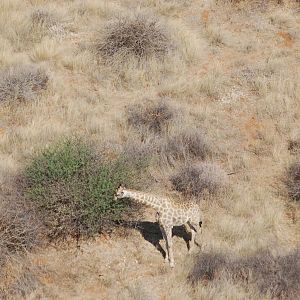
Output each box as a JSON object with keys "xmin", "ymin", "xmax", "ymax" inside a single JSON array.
[
  {"xmin": 0, "ymin": 64, "xmax": 48, "ymax": 102},
  {"xmin": 95, "ymin": 14, "xmax": 172, "ymax": 61},
  {"xmin": 24, "ymin": 139, "xmax": 142, "ymax": 240},
  {"xmin": 0, "ymin": 196, "xmax": 43, "ymax": 265},
  {"xmin": 285, "ymin": 161, "xmax": 300, "ymax": 201},
  {"xmin": 127, "ymin": 100, "xmax": 175, "ymax": 134},
  {"xmin": 189, "ymin": 250, "xmax": 300, "ymax": 299},
  {"xmin": 170, "ymin": 163, "xmax": 228, "ymax": 197},
  {"xmin": 164, "ymin": 129, "xmax": 212, "ymax": 162}
]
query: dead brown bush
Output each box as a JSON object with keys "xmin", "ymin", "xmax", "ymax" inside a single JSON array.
[
  {"xmin": 127, "ymin": 100, "xmax": 175, "ymax": 134},
  {"xmin": 170, "ymin": 163, "xmax": 228, "ymax": 197},
  {"xmin": 0, "ymin": 65, "xmax": 48, "ymax": 102},
  {"xmin": 95, "ymin": 14, "xmax": 172, "ymax": 61}
]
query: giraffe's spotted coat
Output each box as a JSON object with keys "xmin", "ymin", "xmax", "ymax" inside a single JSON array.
[{"xmin": 115, "ymin": 186, "xmax": 203, "ymax": 267}]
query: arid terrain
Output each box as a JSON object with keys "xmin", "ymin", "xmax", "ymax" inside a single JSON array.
[{"xmin": 0, "ymin": 0, "xmax": 300, "ymax": 299}]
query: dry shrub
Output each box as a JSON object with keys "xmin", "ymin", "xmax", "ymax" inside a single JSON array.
[
  {"xmin": 0, "ymin": 65, "xmax": 48, "ymax": 102},
  {"xmin": 288, "ymin": 138, "xmax": 300, "ymax": 154},
  {"xmin": 120, "ymin": 139, "xmax": 162, "ymax": 187},
  {"xmin": 230, "ymin": 250, "xmax": 300, "ymax": 299},
  {"xmin": 164, "ymin": 129, "xmax": 212, "ymax": 161},
  {"xmin": 188, "ymin": 252, "xmax": 227, "ymax": 282},
  {"xmin": 171, "ymin": 163, "xmax": 228, "ymax": 197},
  {"xmin": 127, "ymin": 100, "xmax": 175, "ymax": 134},
  {"xmin": 285, "ymin": 161, "xmax": 300, "ymax": 201},
  {"xmin": 189, "ymin": 250, "xmax": 300, "ymax": 299},
  {"xmin": 95, "ymin": 14, "xmax": 172, "ymax": 61},
  {"xmin": 121, "ymin": 140, "xmax": 158, "ymax": 169},
  {"xmin": 0, "ymin": 196, "xmax": 43, "ymax": 265}
]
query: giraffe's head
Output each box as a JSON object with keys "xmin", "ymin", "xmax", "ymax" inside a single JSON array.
[{"xmin": 114, "ymin": 185, "xmax": 127, "ymax": 200}]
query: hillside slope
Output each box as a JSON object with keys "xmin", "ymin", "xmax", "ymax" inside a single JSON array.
[{"xmin": 0, "ymin": 0, "xmax": 300, "ymax": 299}]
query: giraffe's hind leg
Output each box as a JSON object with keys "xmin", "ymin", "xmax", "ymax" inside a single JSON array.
[
  {"xmin": 187, "ymin": 221, "xmax": 199, "ymax": 252},
  {"xmin": 159, "ymin": 225, "xmax": 169, "ymax": 263},
  {"xmin": 165, "ymin": 226, "xmax": 174, "ymax": 267},
  {"xmin": 159, "ymin": 225, "xmax": 174, "ymax": 267},
  {"xmin": 184, "ymin": 223, "xmax": 193, "ymax": 252}
]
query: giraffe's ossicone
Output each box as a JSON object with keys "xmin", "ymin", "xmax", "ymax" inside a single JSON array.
[{"xmin": 115, "ymin": 185, "xmax": 203, "ymax": 267}]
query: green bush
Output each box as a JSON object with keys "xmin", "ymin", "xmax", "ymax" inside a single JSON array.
[{"xmin": 24, "ymin": 140, "xmax": 139, "ymax": 240}]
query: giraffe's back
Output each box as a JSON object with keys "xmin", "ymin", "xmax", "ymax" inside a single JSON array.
[{"xmin": 157, "ymin": 200, "xmax": 200, "ymax": 226}]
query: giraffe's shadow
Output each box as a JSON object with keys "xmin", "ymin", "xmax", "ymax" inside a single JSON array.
[{"xmin": 123, "ymin": 221, "xmax": 191, "ymax": 259}]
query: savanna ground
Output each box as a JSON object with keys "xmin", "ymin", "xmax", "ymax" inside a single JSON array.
[{"xmin": 1, "ymin": 0, "xmax": 300, "ymax": 299}]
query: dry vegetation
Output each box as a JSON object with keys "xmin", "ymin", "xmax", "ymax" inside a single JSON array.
[
  {"xmin": 189, "ymin": 249, "xmax": 300, "ymax": 299},
  {"xmin": 0, "ymin": 0, "xmax": 300, "ymax": 299},
  {"xmin": 127, "ymin": 99, "xmax": 175, "ymax": 134},
  {"xmin": 285, "ymin": 161, "xmax": 300, "ymax": 201},
  {"xmin": 170, "ymin": 163, "xmax": 228, "ymax": 197},
  {"xmin": 0, "ymin": 194, "xmax": 43, "ymax": 265},
  {"xmin": 0, "ymin": 64, "xmax": 48, "ymax": 102},
  {"xmin": 95, "ymin": 14, "xmax": 172, "ymax": 61}
]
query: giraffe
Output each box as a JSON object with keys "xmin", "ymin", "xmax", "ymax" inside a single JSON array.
[{"xmin": 114, "ymin": 185, "xmax": 203, "ymax": 267}]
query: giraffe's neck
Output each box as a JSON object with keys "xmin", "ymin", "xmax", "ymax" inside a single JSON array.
[{"xmin": 124, "ymin": 189, "xmax": 169, "ymax": 211}]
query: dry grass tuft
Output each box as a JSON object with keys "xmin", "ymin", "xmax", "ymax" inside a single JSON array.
[
  {"xmin": 29, "ymin": 8, "xmax": 69, "ymax": 41},
  {"xmin": 285, "ymin": 161, "xmax": 300, "ymax": 202},
  {"xmin": 127, "ymin": 100, "xmax": 175, "ymax": 134},
  {"xmin": 31, "ymin": 9, "xmax": 58, "ymax": 29},
  {"xmin": 164, "ymin": 129, "xmax": 212, "ymax": 162},
  {"xmin": 0, "ymin": 64, "xmax": 48, "ymax": 102},
  {"xmin": 170, "ymin": 163, "xmax": 228, "ymax": 197},
  {"xmin": 95, "ymin": 14, "xmax": 172, "ymax": 61},
  {"xmin": 189, "ymin": 250, "xmax": 300, "ymax": 299}
]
